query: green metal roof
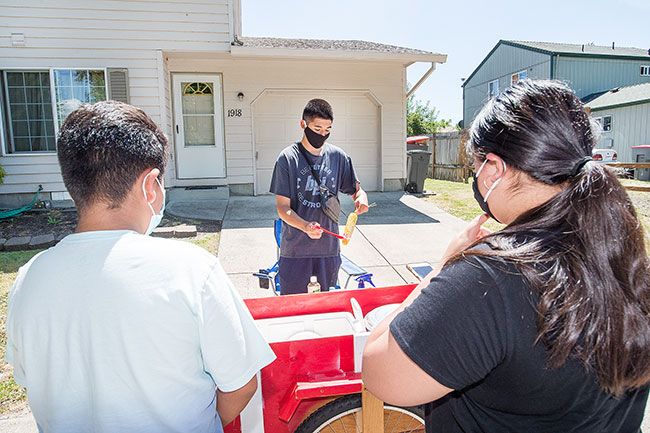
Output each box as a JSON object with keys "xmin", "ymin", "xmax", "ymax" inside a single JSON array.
[
  {"xmin": 585, "ymin": 82, "xmax": 650, "ymax": 110},
  {"xmin": 463, "ymin": 40, "xmax": 650, "ymax": 87},
  {"xmin": 507, "ymin": 40, "xmax": 650, "ymax": 58}
]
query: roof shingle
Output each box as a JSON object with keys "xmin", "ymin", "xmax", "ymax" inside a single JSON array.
[{"xmin": 237, "ymin": 36, "xmax": 440, "ymax": 56}]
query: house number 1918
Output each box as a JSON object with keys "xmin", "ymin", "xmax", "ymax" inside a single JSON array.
[{"xmin": 227, "ymin": 109, "xmax": 242, "ymax": 117}]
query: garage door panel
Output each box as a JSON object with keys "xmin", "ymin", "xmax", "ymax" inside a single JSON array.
[
  {"xmin": 255, "ymin": 94, "xmax": 286, "ymax": 115},
  {"xmin": 254, "ymin": 91, "xmax": 381, "ymax": 194},
  {"xmin": 256, "ymin": 149, "xmax": 284, "ymax": 171},
  {"xmin": 256, "ymin": 168, "xmax": 275, "ymax": 193},
  {"xmin": 349, "ymin": 96, "xmax": 376, "ymax": 114},
  {"xmin": 255, "ymin": 118, "xmax": 285, "ymax": 142},
  {"xmin": 354, "ymin": 168, "xmax": 378, "ymax": 191},
  {"xmin": 346, "ymin": 119, "xmax": 379, "ymax": 141}
]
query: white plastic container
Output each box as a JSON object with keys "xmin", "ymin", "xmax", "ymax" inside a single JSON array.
[{"xmin": 255, "ymin": 311, "xmax": 360, "ymax": 343}]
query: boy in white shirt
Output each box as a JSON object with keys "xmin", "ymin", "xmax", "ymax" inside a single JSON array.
[{"xmin": 5, "ymin": 101, "xmax": 275, "ymax": 433}]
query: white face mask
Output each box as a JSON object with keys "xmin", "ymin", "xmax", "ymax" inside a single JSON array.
[{"xmin": 142, "ymin": 174, "xmax": 165, "ymax": 235}]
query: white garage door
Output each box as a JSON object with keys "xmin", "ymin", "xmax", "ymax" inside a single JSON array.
[{"xmin": 253, "ymin": 90, "xmax": 380, "ymax": 195}]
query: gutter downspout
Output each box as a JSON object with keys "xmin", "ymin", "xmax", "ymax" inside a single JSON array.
[{"xmin": 407, "ymin": 62, "xmax": 436, "ymax": 98}]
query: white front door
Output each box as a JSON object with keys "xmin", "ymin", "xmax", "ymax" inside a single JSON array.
[{"xmin": 172, "ymin": 74, "xmax": 226, "ymax": 179}]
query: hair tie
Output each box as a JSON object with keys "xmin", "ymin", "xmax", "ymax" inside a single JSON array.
[{"xmin": 570, "ymin": 156, "xmax": 592, "ymax": 177}]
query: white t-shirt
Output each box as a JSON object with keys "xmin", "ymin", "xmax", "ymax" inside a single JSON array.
[{"xmin": 5, "ymin": 230, "xmax": 276, "ymax": 433}]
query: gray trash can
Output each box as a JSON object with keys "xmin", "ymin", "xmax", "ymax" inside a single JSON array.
[
  {"xmin": 632, "ymin": 145, "xmax": 650, "ymax": 181},
  {"xmin": 405, "ymin": 150, "xmax": 432, "ymax": 193}
]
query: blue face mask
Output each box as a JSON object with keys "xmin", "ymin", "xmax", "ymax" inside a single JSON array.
[{"xmin": 142, "ymin": 175, "xmax": 165, "ymax": 235}]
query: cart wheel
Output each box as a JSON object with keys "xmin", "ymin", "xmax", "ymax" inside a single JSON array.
[
  {"xmin": 404, "ymin": 182, "xmax": 418, "ymax": 193},
  {"xmin": 294, "ymin": 394, "xmax": 425, "ymax": 433}
]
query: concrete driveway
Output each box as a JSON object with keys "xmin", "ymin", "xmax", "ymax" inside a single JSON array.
[{"xmin": 219, "ymin": 191, "xmax": 469, "ymax": 298}]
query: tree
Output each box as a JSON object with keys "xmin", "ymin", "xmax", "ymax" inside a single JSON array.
[{"xmin": 406, "ymin": 94, "xmax": 451, "ymax": 136}]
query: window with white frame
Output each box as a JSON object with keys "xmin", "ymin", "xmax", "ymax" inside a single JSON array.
[
  {"xmin": 1, "ymin": 68, "xmax": 107, "ymax": 154},
  {"xmin": 641, "ymin": 65, "xmax": 650, "ymax": 76},
  {"xmin": 53, "ymin": 69, "xmax": 106, "ymax": 127},
  {"xmin": 511, "ymin": 70, "xmax": 528, "ymax": 84},
  {"xmin": 595, "ymin": 115, "xmax": 613, "ymax": 132},
  {"xmin": 488, "ymin": 79, "xmax": 499, "ymax": 98}
]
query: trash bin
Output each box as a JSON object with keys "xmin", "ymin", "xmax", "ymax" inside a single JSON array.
[
  {"xmin": 405, "ymin": 150, "xmax": 431, "ymax": 193},
  {"xmin": 632, "ymin": 145, "xmax": 650, "ymax": 181}
]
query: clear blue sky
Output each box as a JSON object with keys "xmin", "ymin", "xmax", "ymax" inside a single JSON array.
[{"xmin": 242, "ymin": 0, "xmax": 650, "ymax": 124}]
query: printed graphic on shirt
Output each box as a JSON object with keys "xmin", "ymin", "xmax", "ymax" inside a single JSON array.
[{"xmin": 297, "ymin": 163, "xmax": 336, "ymax": 209}]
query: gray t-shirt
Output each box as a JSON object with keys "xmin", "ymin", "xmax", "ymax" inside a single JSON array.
[{"xmin": 270, "ymin": 142, "xmax": 358, "ymax": 258}]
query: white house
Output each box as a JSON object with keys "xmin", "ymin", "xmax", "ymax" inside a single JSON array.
[
  {"xmin": 0, "ymin": 0, "xmax": 446, "ymax": 207},
  {"xmin": 584, "ymin": 82, "xmax": 650, "ymax": 163}
]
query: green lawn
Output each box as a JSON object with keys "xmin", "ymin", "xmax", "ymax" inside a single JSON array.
[
  {"xmin": 423, "ymin": 178, "xmax": 650, "ymax": 244},
  {"xmin": 0, "ymin": 250, "xmax": 41, "ymax": 414},
  {"xmin": 423, "ymin": 178, "xmax": 505, "ymax": 232},
  {"xmin": 0, "ymin": 234, "xmax": 219, "ymax": 415}
]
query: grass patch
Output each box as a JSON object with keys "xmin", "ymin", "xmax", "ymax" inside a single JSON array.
[
  {"xmin": 423, "ymin": 178, "xmax": 650, "ymax": 245},
  {"xmin": 1, "ymin": 250, "xmax": 41, "ymax": 414},
  {"xmin": 189, "ymin": 232, "xmax": 221, "ymax": 255},
  {"xmin": 423, "ymin": 178, "xmax": 504, "ymax": 232}
]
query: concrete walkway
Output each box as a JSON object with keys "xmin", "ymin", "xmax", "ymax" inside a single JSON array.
[{"xmin": 219, "ymin": 191, "xmax": 469, "ymax": 297}]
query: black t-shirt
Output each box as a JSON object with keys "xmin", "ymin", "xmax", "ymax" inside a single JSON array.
[{"xmin": 390, "ymin": 255, "xmax": 649, "ymax": 433}]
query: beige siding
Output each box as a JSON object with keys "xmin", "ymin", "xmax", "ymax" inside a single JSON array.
[
  {"xmin": 166, "ymin": 56, "xmax": 407, "ymax": 190},
  {"xmin": 592, "ymin": 103, "xmax": 650, "ymax": 162},
  {"xmin": 0, "ymin": 1, "xmax": 232, "ymax": 196}
]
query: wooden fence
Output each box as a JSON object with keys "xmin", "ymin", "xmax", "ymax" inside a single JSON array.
[
  {"xmin": 428, "ymin": 130, "xmax": 470, "ymax": 183},
  {"xmin": 607, "ymin": 162, "xmax": 650, "ymax": 192},
  {"xmin": 425, "ymin": 135, "xmax": 650, "ymax": 191}
]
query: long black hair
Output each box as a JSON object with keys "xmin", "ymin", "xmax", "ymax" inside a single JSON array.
[{"xmin": 457, "ymin": 80, "xmax": 650, "ymax": 396}]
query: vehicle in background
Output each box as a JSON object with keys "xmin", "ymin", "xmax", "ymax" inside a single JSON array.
[{"xmin": 592, "ymin": 148, "xmax": 617, "ymax": 163}]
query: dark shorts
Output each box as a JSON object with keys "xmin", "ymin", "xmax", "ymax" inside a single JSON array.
[{"xmin": 278, "ymin": 256, "xmax": 342, "ymax": 295}]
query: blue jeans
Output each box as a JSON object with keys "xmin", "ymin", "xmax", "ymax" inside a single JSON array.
[{"xmin": 278, "ymin": 256, "xmax": 342, "ymax": 295}]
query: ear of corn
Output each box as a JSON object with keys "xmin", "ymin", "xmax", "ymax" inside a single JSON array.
[{"xmin": 342, "ymin": 211, "xmax": 358, "ymax": 246}]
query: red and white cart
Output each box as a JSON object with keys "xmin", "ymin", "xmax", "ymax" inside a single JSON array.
[{"xmin": 224, "ymin": 284, "xmax": 425, "ymax": 433}]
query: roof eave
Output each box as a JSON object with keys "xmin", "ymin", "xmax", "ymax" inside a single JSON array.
[
  {"xmin": 588, "ymin": 98, "xmax": 650, "ymax": 111},
  {"xmin": 230, "ymin": 46, "xmax": 447, "ymax": 64},
  {"xmin": 463, "ymin": 40, "xmax": 555, "ymax": 88}
]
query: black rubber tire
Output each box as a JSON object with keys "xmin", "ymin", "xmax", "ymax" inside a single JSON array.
[
  {"xmin": 405, "ymin": 182, "xmax": 418, "ymax": 193},
  {"xmin": 294, "ymin": 394, "xmax": 425, "ymax": 433}
]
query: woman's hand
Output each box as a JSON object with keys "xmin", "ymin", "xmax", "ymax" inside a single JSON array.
[{"xmin": 442, "ymin": 213, "xmax": 491, "ymax": 262}]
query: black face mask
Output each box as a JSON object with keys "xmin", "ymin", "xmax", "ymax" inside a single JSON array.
[
  {"xmin": 304, "ymin": 126, "xmax": 329, "ymax": 149},
  {"xmin": 472, "ymin": 159, "xmax": 506, "ymax": 223},
  {"xmin": 472, "ymin": 174, "xmax": 499, "ymax": 222}
]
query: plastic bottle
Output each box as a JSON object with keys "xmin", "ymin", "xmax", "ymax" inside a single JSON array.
[{"xmin": 307, "ymin": 276, "xmax": 321, "ymax": 293}]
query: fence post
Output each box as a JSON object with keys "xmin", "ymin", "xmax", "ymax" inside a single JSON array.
[{"xmin": 430, "ymin": 134, "xmax": 436, "ymax": 180}]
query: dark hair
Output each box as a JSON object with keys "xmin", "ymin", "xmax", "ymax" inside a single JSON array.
[
  {"xmin": 457, "ymin": 80, "xmax": 650, "ymax": 396},
  {"xmin": 57, "ymin": 100, "xmax": 168, "ymax": 211},
  {"xmin": 302, "ymin": 98, "xmax": 334, "ymax": 122}
]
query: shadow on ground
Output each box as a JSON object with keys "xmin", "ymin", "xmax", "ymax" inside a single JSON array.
[{"xmin": 223, "ymin": 192, "xmax": 439, "ymax": 229}]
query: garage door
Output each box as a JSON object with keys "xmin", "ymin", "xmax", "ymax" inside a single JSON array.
[{"xmin": 253, "ymin": 90, "xmax": 380, "ymax": 195}]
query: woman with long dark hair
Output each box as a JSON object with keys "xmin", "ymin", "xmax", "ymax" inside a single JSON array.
[{"xmin": 363, "ymin": 80, "xmax": 650, "ymax": 432}]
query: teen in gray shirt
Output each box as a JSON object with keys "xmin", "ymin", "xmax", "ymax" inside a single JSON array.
[{"xmin": 270, "ymin": 99, "xmax": 368, "ymax": 294}]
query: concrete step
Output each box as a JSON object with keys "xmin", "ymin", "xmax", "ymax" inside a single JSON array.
[{"xmin": 167, "ymin": 186, "xmax": 229, "ymax": 202}]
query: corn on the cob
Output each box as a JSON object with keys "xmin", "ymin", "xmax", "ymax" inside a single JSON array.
[{"xmin": 342, "ymin": 211, "xmax": 358, "ymax": 245}]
